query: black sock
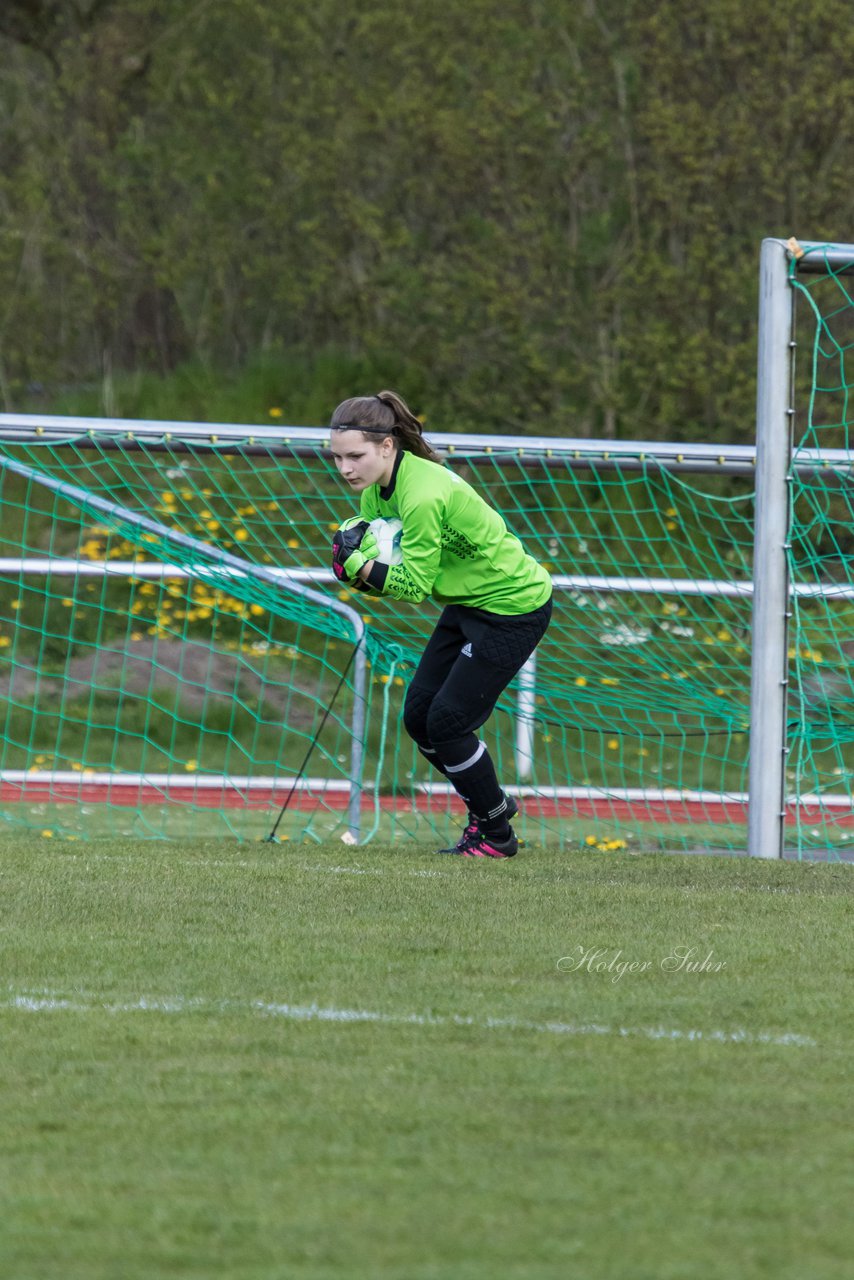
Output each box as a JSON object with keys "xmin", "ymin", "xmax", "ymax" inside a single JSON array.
[
  {"xmin": 479, "ymin": 808, "xmax": 512, "ymax": 840},
  {"xmin": 417, "ymin": 743, "xmax": 452, "ymax": 781},
  {"xmin": 436, "ymin": 740, "xmax": 510, "ymax": 837}
]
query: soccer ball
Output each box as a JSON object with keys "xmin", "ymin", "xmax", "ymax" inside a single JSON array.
[{"xmin": 367, "ymin": 516, "xmax": 404, "ymax": 565}]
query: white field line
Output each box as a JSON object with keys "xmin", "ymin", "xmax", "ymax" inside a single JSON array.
[
  {"xmin": 54, "ymin": 852, "xmax": 840, "ymax": 890},
  {"xmin": 56, "ymin": 853, "xmax": 840, "ymax": 889},
  {"xmin": 2, "ymin": 988, "xmax": 816, "ymax": 1048},
  {"xmin": 53, "ymin": 852, "xmax": 451, "ymax": 876}
]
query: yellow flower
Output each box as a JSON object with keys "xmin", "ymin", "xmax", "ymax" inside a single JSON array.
[
  {"xmin": 574, "ymin": 676, "xmax": 588, "ymax": 687},
  {"xmin": 585, "ymin": 835, "xmax": 598, "ymax": 846},
  {"xmin": 268, "ymin": 407, "xmax": 283, "ymax": 418},
  {"xmin": 607, "ymin": 739, "xmax": 619, "ymax": 750},
  {"xmin": 184, "ymin": 759, "xmax": 198, "ymax": 772},
  {"xmin": 234, "ymin": 528, "xmax": 248, "ymax": 541}
]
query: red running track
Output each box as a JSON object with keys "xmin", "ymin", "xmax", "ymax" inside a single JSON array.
[{"xmin": 2, "ymin": 777, "xmax": 852, "ymax": 827}]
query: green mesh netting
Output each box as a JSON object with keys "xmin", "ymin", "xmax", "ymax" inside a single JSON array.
[
  {"xmin": 787, "ymin": 245, "xmax": 854, "ymax": 857},
  {"xmin": 0, "ymin": 427, "xmax": 767, "ymax": 852}
]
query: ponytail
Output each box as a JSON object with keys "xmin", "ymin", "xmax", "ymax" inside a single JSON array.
[{"xmin": 329, "ymin": 390, "xmax": 442, "ymax": 463}]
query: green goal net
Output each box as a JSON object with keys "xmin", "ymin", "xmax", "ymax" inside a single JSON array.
[
  {"xmin": 786, "ymin": 245, "xmax": 854, "ymax": 857},
  {"xmin": 0, "ymin": 422, "xmax": 764, "ymax": 853}
]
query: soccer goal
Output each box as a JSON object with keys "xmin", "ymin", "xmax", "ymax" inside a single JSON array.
[
  {"xmin": 0, "ymin": 239, "xmax": 850, "ymax": 858},
  {"xmin": 750, "ymin": 238, "xmax": 854, "ymax": 861}
]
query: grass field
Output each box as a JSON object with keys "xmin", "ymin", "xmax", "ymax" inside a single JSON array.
[{"xmin": 0, "ymin": 837, "xmax": 851, "ymax": 1280}]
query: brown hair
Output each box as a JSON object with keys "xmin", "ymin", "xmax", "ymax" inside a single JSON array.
[{"xmin": 329, "ymin": 390, "xmax": 441, "ymax": 463}]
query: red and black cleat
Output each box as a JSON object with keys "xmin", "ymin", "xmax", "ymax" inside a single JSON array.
[
  {"xmin": 435, "ymin": 795, "xmax": 519, "ymax": 857},
  {"xmin": 455, "ymin": 828, "xmax": 518, "ymax": 859}
]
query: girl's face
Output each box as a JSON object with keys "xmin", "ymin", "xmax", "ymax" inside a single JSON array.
[{"xmin": 330, "ymin": 431, "xmax": 396, "ymax": 491}]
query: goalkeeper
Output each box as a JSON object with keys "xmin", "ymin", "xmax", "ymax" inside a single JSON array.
[{"xmin": 330, "ymin": 390, "xmax": 552, "ymax": 860}]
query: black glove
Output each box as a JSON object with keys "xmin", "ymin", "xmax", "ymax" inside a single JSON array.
[{"xmin": 331, "ymin": 517, "xmax": 379, "ymax": 583}]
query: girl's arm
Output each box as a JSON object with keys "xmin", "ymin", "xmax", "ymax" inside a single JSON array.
[{"xmin": 358, "ymin": 493, "xmax": 443, "ymax": 602}]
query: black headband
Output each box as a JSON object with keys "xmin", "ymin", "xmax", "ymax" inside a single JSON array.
[{"xmin": 330, "ymin": 422, "xmax": 397, "ymax": 434}]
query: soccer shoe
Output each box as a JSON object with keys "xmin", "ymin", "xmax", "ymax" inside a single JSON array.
[
  {"xmin": 501, "ymin": 795, "xmax": 520, "ymax": 825},
  {"xmin": 457, "ymin": 827, "xmax": 518, "ymax": 859},
  {"xmin": 435, "ymin": 795, "xmax": 519, "ymax": 854},
  {"xmin": 435, "ymin": 817, "xmax": 480, "ymax": 854}
]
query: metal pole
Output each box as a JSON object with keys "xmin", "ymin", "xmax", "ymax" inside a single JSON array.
[
  {"xmin": 347, "ymin": 640, "xmax": 367, "ymax": 841},
  {"xmin": 515, "ymin": 654, "xmax": 537, "ymax": 780},
  {"xmin": 748, "ymin": 239, "xmax": 795, "ymax": 858}
]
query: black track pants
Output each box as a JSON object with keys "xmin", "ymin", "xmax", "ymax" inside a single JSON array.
[{"xmin": 402, "ymin": 596, "xmax": 552, "ymax": 822}]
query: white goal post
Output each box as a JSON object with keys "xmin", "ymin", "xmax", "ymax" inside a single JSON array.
[{"xmin": 748, "ymin": 238, "xmax": 854, "ymax": 858}]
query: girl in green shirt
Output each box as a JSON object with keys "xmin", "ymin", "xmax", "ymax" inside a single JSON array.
[{"xmin": 331, "ymin": 390, "xmax": 552, "ymax": 858}]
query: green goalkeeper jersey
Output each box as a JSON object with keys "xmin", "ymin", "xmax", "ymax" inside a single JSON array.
[{"xmin": 358, "ymin": 451, "xmax": 552, "ymax": 615}]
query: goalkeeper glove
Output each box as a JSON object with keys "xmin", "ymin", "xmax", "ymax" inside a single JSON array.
[{"xmin": 331, "ymin": 517, "xmax": 380, "ymax": 583}]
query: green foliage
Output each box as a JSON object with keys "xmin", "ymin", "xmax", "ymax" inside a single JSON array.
[
  {"xmin": 3, "ymin": 1, "xmax": 854, "ymax": 436},
  {"xmin": 36, "ymin": 349, "xmax": 431, "ymax": 430}
]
